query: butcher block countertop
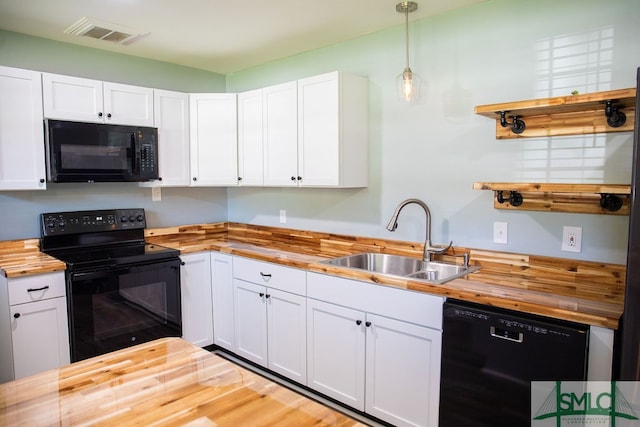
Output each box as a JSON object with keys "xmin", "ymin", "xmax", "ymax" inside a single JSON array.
[
  {"xmin": 0, "ymin": 337, "xmax": 365, "ymax": 426},
  {"xmin": 0, "ymin": 222, "xmax": 625, "ymax": 329}
]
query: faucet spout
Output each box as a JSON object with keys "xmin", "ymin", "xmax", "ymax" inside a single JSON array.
[{"xmin": 386, "ymin": 198, "xmax": 433, "ymax": 261}]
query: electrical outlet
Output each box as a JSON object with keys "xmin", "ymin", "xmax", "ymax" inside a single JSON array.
[
  {"xmin": 561, "ymin": 226, "xmax": 582, "ymax": 253},
  {"xmin": 493, "ymin": 222, "xmax": 508, "ymax": 244},
  {"xmin": 279, "ymin": 209, "xmax": 286, "ymax": 224}
]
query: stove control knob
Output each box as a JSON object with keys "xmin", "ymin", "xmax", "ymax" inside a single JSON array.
[
  {"xmin": 58, "ymin": 220, "xmax": 66, "ymax": 228},
  {"xmin": 120, "ymin": 216, "xmax": 128, "ymax": 223},
  {"xmin": 46, "ymin": 221, "xmax": 55, "ymax": 228},
  {"xmin": 129, "ymin": 215, "xmax": 136, "ymax": 222},
  {"xmin": 136, "ymin": 214, "xmax": 144, "ymax": 222}
]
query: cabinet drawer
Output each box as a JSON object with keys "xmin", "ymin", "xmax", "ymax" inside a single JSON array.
[
  {"xmin": 8, "ymin": 272, "xmax": 66, "ymax": 305},
  {"xmin": 307, "ymin": 272, "xmax": 443, "ymax": 329},
  {"xmin": 233, "ymin": 256, "xmax": 306, "ymax": 295}
]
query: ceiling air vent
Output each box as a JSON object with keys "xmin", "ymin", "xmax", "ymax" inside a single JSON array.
[{"xmin": 64, "ymin": 17, "xmax": 147, "ymax": 45}]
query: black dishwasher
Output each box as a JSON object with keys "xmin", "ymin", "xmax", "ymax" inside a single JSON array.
[{"xmin": 439, "ymin": 299, "xmax": 589, "ymax": 427}]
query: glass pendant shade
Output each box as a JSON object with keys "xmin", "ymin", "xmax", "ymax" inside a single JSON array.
[{"xmin": 397, "ymin": 67, "xmax": 420, "ymax": 102}]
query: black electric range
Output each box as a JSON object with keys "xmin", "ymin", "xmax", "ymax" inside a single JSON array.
[{"xmin": 40, "ymin": 208, "xmax": 183, "ymax": 362}]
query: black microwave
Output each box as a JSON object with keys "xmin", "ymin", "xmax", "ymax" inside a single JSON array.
[{"xmin": 45, "ymin": 119, "xmax": 159, "ymax": 183}]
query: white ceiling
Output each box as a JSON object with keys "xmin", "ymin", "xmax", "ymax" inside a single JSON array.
[{"xmin": 0, "ymin": 0, "xmax": 486, "ymax": 74}]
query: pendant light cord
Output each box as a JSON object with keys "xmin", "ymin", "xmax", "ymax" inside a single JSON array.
[{"xmin": 404, "ymin": 7, "xmax": 410, "ymax": 71}]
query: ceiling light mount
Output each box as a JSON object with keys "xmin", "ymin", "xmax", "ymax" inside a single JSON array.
[
  {"xmin": 396, "ymin": 1, "xmax": 418, "ymax": 14},
  {"xmin": 396, "ymin": 1, "xmax": 420, "ymax": 103}
]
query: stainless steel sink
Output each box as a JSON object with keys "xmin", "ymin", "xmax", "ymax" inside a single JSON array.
[{"xmin": 321, "ymin": 252, "xmax": 480, "ymax": 284}]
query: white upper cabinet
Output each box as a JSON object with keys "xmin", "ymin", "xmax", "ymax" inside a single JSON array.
[
  {"xmin": 261, "ymin": 71, "xmax": 369, "ymax": 188},
  {"xmin": 237, "ymin": 88, "xmax": 265, "ymax": 186},
  {"xmin": 42, "ymin": 73, "xmax": 154, "ymax": 126},
  {"xmin": 262, "ymin": 81, "xmax": 299, "ymax": 186},
  {"xmin": 151, "ymin": 89, "xmax": 191, "ymax": 186},
  {"xmin": 297, "ymin": 71, "xmax": 368, "ymax": 188},
  {"xmin": 0, "ymin": 66, "xmax": 47, "ymax": 190},
  {"xmin": 189, "ymin": 93, "xmax": 238, "ymax": 186},
  {"xmin": 103, "ymin": 82, "xmax": 154, "ymax": 126}
]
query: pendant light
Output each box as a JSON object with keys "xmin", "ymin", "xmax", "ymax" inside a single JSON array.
[{"xmin": 396, "ymin": 1, "xmax": 420, "ymax": 103}]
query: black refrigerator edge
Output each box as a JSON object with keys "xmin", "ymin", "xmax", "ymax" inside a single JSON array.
[{"xmin": 618, "ymin": 66, "xmax": 640, "ymax": 380}]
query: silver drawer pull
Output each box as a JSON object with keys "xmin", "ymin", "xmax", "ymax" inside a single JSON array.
[
  {"xmin": 490, "ymin": 326, "xmax": 523, "ymax": 343},
  {"xmin": 27, "ymin": 285, "xmax": 49, "ymax": 293}
]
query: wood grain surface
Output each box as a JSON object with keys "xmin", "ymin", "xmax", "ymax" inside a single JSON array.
[
  {"xmin": 0, "ymin": 222, "xmax": 625, "ymax": 328},
  {"xmin": 0, "ymin": 338, "xmax": 366, "ymax": 426},
  {"xmin": 474, "ymin": 88, "xmax": 636, "ymax": 139}
]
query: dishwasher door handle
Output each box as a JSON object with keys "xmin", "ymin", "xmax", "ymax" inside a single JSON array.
[{"xmin": 490, "ymin": 326, "xmax": 524, "ymax": 343}]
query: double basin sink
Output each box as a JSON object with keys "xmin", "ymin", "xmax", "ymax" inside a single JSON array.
[{"xmin": 321, "ymin": 252, "xmax": 480, "ymax": 285}]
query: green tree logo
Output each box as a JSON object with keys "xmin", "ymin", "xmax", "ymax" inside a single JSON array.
[{"xmin": 533, "ymin": 381, "xmax": 639, "ymax": 426}]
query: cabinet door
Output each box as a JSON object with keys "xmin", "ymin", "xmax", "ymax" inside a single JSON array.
[
  {"xmin": 0, "ymin": 66, "xmax": 46, "ymax": 190},
  {"xmin": 262, "ymin": 81, "xmax": 298, "ymax": 186},
  {"xmin": 42, "ymin": 73, "xmax": 104, "ymax": 123},
  {"xmin": 267, "ymin": 288, "xmax": 307, "ymax": 384},
  {"xmin": 237, "ymin": 88, "xmax": 264, "ymax": 186},
  {"xmin": 297, "ymin": 71, "xmax": 368, "ymax": 188},
  {"xmin": 307, "ymin": 298, "xmax": 365, "ymax": 411},
  {"xmin": 297, "ymin": 72, "xmax": 340, "ymax": 186},
  {"xmin": 233, "ymin": 279, "xmax": 268, "ymax": 366},
  {"xmin": 150, "ymin": 90, "xmax": 191, "ymax": 186},
  {"xmin": 189, "ymin": 93, "xmax": 238, "ymax": 186},
  {"xmin": 180, "ymin": 252, "xmax": 213, "ymax": 347},
  {"xmin": 10, "ymin": 297, "xmax": 70, "ymax": 379},
  {"xmin": 365, "ymin": 313, "xmax": 442, "ymax": 427},
  {"xmin": 211, "ymin": 252, "xmax": 234, "ymax": 351},
  {"xmin": 103, "ymin": 82, "xmax": 154, "ymax": 126}
]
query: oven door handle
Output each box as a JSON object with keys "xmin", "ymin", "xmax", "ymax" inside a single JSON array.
[
  {"xmin": 70, "ymin": 259, "xmax": 180, "ymax": 281},
  {"xmin": 70, "ymin": 267, "xmax": 114, "ymax": 281}
]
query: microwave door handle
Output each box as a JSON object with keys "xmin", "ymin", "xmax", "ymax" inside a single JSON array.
[{"xmin": 131, "ymin": 133, "xmax": 140, "ymax": 174}]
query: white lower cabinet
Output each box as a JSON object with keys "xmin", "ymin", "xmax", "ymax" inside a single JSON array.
[
  {"xmin": 0, "ymin": 272, "xmax": 70, "ymax": 383},
  {"xmin": 232, "ymin": 256, "xmax": 307, "ymax": 384},
  {"xmin": 180, "ymin": 252, "xmax": 213, "ymax": 347},
  {"xmin": 307, "ymin": 272, "xmax": 443, "ymax": 427},
  {"xmin": 307, "ymin": 299, "xmax": 365, "ymax": 408},
  {"xmin": 211, "ymin": 252, "xmax": 234, "ymax": 351},
  {"xmin": 365, "ymin": 313, "xmax": 442, "ymax": 426}
]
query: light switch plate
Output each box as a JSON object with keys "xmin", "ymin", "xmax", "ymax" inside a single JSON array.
[{"xmin": 152, "ymin": 186, "xmax": 161, "ymax": 202}]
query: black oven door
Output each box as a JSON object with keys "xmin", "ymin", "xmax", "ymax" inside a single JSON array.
[{"xmin": 67, "ymin": 258, "xmax": 182, "ymax": 362}]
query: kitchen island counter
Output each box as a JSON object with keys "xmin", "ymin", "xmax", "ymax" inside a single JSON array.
[{"xmin": 0, "ymin": 337, "xmax": 366, "ymax": 426}]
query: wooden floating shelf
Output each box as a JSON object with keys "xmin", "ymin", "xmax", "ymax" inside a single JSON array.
[
  {"xmin": 473, "ymin": 182, "xmax": 632, "ymax": 215},
  {"xmin": 475, "ymin": 88, "xmax": 636, "ymax": 139}
]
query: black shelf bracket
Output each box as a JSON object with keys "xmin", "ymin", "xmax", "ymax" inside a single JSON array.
[
  {"xmin": 600, "ymin": 193, "xmax": 624, "ymax": 212},
  {"xmin": 498, "ymin": 111, "xmax": 526, "ymax": 134},
  {"xmin": 604, "ymin": 100, "xmax": 627, "ymax": 128},
  {"xmin": 495, "ymin": 190, "xmax": 524, "ymax": 207}
]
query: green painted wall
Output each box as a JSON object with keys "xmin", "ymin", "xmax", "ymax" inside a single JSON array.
[
  {"xmin": 0, "ymin": 29, "xmax": 225, "ymax": 92},
  {"xmin": 226, "ymin": 0, "xmax": 640, "ymax": 263}
]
